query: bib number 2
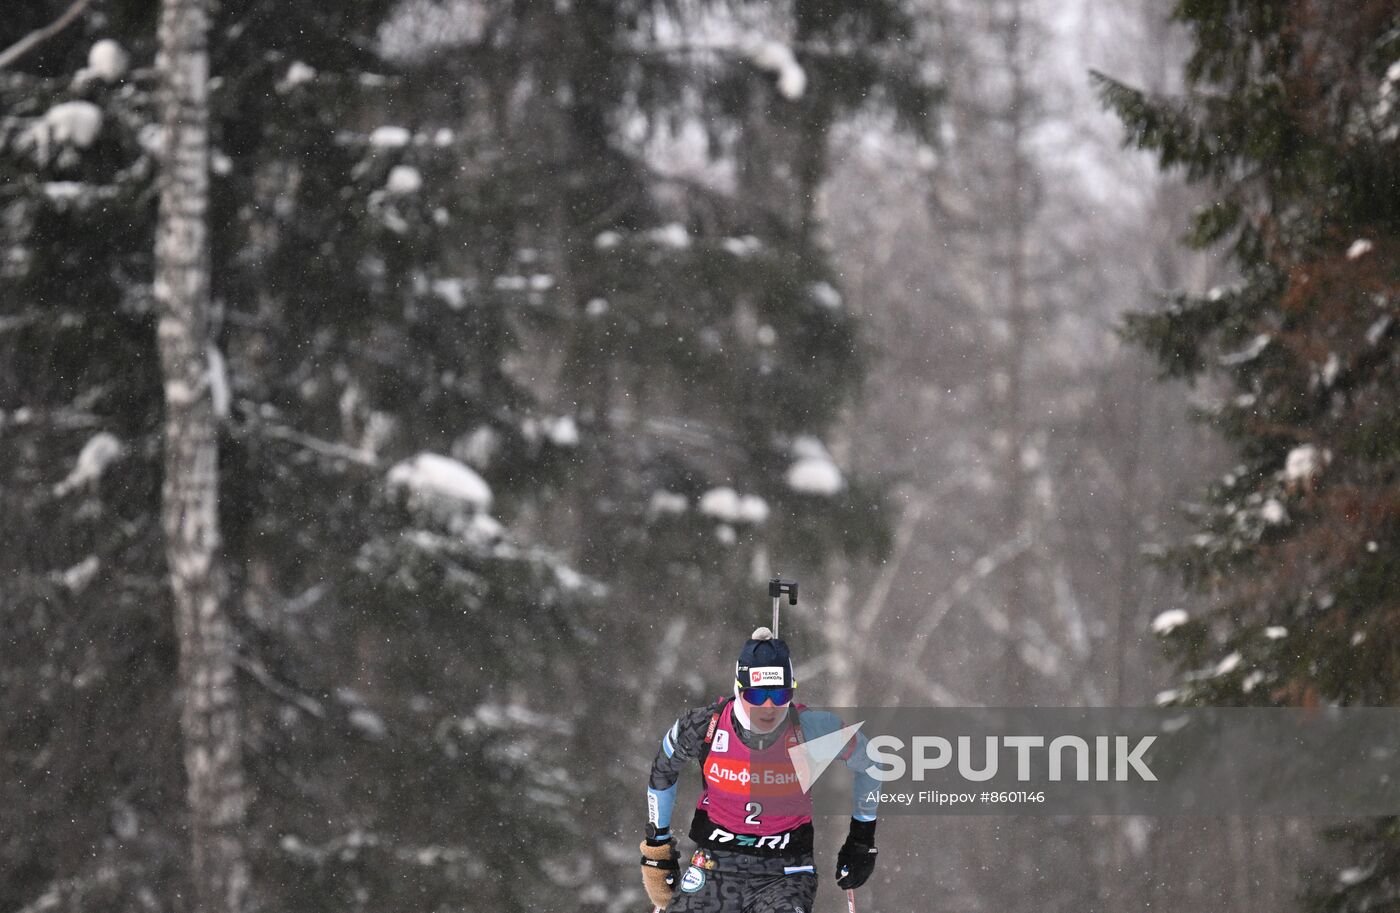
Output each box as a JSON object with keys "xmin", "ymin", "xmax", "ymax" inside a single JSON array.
[{"xmin": 744, "ymin": 801, "xmax": 762, "ymax": 825}]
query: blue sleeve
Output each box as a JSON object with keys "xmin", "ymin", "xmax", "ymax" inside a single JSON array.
[
  {"xmin": 848, "ymin": 729, "xmax": 879, "ymax": 821},
  {"xmin": 797, "ymin": 709, "xmax": 880, "ymax": 822},
  {"xmin": 647, "ymin": 784, "xmax": 677, "ymax": 835}
]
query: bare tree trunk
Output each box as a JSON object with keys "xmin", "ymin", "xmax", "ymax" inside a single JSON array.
[
  {"xmin": 822, "ymin": 555, "xmax": 858, "ymax": 708},
  {"xmin": 154, "ymin": 0, "xmax": 250, "ymax": 910},
  {"xmin": 1000, "ymin": 0, "xmax": 1032, "ymax": 705}
]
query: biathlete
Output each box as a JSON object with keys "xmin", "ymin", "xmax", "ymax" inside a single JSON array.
[{"xmin": 640, "ymin": 627, "xmax": 880, "ymax": 912}]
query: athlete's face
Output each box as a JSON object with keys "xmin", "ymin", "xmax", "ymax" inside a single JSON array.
[{"xmin": 741, "ymin": 693, "xmax": 786, "ymax": 733}]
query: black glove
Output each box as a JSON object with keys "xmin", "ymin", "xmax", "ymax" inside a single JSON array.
[{"xmin": 835, "ymin": 818, "xmax": 878, "ymax": 890}]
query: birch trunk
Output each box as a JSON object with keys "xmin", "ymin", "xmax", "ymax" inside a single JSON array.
[{"xmin": 154, "ymin": 0, "xmax": 250, "ymax": 910}]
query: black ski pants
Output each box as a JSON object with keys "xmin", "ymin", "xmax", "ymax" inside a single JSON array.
[{"xmin": 664, "ymin": 847, "xmax": 818, "ymax": 913}]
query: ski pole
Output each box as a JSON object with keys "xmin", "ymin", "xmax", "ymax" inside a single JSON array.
[{"xmin": 838, "ymin": 861, "xmax": 857, "ymax": 913}]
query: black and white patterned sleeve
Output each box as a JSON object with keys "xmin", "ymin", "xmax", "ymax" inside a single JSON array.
[{"xmin": 645, "ymin": 701, "xmax": 722, "ymax": 836}]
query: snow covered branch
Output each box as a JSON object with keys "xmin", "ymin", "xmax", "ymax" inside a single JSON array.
[
  {"xmin": 237, "ymin": 399, "xmax": 380, "ymax": 467},
  {"xmin": 900, "ymin": 532, "xmax": 1035, "ymax": 676},
  {"xmin": 856, "ymin": 498, "xmax": 927, "ymax": 635},
  {"xmin": 0, "ymin": 0, "xmax": 94, "ymax": 71},
  {"xmin": 235, "ymin": 656, "xmax": 326, "ymax": 720}
]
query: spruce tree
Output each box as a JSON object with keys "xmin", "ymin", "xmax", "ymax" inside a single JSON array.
[
  {"xmin": 1, "ymin": 2, "xmax": 590, "ymax": 909},
  {"xmin": 1097, "ymin": 2, "xmax": 1399, "ymax": 909},
  {"xmin": 378, "ymin": 2, "xmax": 936, "ymax": 899}
]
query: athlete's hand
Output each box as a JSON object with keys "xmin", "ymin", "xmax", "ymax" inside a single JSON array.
[
  {"xmin": 835, "ymin": 818, "xmax": 878, "ymax": 890},
  {"xmin": 640, "ymin": 835, "xmax": 679, "ymax": 908}
]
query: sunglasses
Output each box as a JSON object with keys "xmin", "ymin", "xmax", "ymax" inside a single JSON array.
[{"xmin": 740, "ymin": 687, "xmax": 794, "ymax": 706}]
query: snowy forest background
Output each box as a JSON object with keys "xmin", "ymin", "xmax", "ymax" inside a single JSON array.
[{"xmin": 2, "ymin": 0, "xmax": 1397, "ymax": 912}]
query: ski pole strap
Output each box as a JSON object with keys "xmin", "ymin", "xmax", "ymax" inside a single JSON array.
[{"xmin": 640, "ymin": 856, "xmax": 680, "ymax": 872}]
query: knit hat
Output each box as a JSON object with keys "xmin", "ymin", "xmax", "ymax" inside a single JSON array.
[{"xmin": 735, "ymin": 626, "xmax": 795, "ymax": 689}]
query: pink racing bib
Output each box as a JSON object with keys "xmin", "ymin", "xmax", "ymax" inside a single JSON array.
[{"xmin": 695, "ymin": 700, "xmax": 812, "ymax": 835}]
